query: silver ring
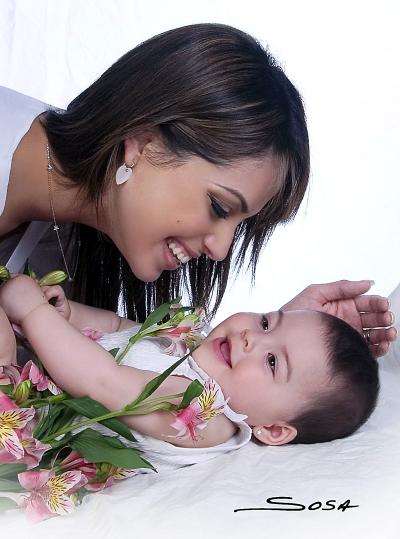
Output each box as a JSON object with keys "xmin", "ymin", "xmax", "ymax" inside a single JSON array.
[{"xmin": 363, "ymin": 329, "xmax": 371, "ymax": 343}]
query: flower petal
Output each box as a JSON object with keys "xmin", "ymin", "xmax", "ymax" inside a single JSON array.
[
  {"xmin": 46, "ymin": 470, "xmax": 84, "ymax": 495},
  {"xmin": 81, "ymin": 327, "xmax": 104, "ymax": 341},
  {"xmin": 2, "ymin": 365, "xmax": 22, "ymax": 388},
  {"xmin": 22, "ymin": 437, "xmax": 52, "ymax": 469},
  {"xmin": 0, "ymin": 391, "xmax": 20, "ymax": 412},
  {"xmin": 20, "ymin": 493, "xmax": 56, "ymax": 524},
  {"xmin": 18, "ymin": 469, "xmax": 53, "ymax": 491},
  {"xmin": 84, "ymin": 476, "xmax": 114, "ymax": 492},
  {"xmin": 0, "ymin": 407, "xmax": 36, "ymax": 430}
]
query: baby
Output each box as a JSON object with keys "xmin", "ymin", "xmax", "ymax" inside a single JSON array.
[{"xmin": 0, "ymin": 275, "xmax": 379, "ymax": 455}]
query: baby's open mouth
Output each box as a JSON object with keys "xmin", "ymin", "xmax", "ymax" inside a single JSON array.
[{"xmin": 219, "ymin": 338, "xmax": 232, "ymax": 368}]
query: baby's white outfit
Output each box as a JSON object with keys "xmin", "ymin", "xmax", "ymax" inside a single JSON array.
[{"xmin": 95, "ymin": 326, "xmax": 252, "ymax": 474}]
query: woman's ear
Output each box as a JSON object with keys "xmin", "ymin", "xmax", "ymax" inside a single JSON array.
[
  {"xmin": 252, "ymin": 423, "xmax": 297, "ymax": 446},
  {"xmin": 123, "ymin": 131, "xmax": 160, "ymax": 165}
]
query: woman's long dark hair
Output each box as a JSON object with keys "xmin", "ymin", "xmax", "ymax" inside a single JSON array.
[{"xmin": 42, "ymin": 23, "xmax": 310, "ymax": 321}]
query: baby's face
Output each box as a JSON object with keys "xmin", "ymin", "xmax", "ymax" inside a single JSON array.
[{"xmin": 191, "ymin": 310, "xmax": 331, "ymax": 427}]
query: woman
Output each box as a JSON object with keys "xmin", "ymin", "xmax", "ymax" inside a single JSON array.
[{"xmin": 0, "ymin": 23, "xmax": 394, "ymax": 355}]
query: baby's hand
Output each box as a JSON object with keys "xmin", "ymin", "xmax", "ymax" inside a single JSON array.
[
  {"xmin": 0, "ymin": 274, "xmax": 47, "ymax": 325},
  {"xmin": 0, "ymin": 305, "xmax": 16, "ymax": 367},
  {"xmin": 42, "ymin": 285, "xmax": 71, "ymax": 321}
]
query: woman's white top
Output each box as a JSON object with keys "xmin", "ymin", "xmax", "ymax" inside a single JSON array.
[
  {"xmin": 0, "ymin": 85, "xmax": 69, "ymax": 274},
  {"xmin": 94, "ymin": 326, "xmax": 253, "ymax": 474},
  {"xmin": 0, "ymin": 86, "xmax": 47, "ymax": 214}
]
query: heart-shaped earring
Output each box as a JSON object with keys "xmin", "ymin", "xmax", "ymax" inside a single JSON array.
[{"xmin": 115, "ymin": 162, "xmax": 135, "ymax": 185}]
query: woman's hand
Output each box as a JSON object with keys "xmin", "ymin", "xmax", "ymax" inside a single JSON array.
[
  {"xmin": 42, "ymin": 285, "xmax": 71, "ymax": 321},
  {"xmin": 0, "ymin": 274, "xmax": 47, "ymax": 325},
  {"xmin": 281, "ymin": 280, "xmax": 397, "ymax": 358}
]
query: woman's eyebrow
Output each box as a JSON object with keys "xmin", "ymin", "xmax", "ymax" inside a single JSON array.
[{"xmin": 216, "ymin": 184, "xmax": 249, "ymax": 213}]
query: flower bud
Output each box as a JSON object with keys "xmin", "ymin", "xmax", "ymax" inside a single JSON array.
[
  {"xmin": 0, "ymin": 265, "xmax": 10, "ymax": 281},
  {"xmin": 95, "ymin": 462, "xmax": 114, "ymax": 481},
  {"xmin": 14, "ymin": 380, "xmax": 32, "ymax": 405},
  {"xmin": 39, "ymin": 271, "xmax": 67, "ymax": 286}
]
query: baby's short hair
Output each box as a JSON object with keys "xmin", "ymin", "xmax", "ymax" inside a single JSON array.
[{"xmin": 288, "ymin": 312, "xmax": 379, "ymax": 444}]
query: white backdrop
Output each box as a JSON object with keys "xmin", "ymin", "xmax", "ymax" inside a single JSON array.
[{"xmin": 1, "ymin": 0, "xmax": 399, "ymax": 324}]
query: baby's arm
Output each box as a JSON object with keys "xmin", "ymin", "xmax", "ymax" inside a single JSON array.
[
  {"xmin": 0, "ymin": 305, "xmax": 16, "ymax": 367},
  {"xmin": 43, "ymin": 285, "xmax": 137, "ymax": 332},
  {"xmin": 0, "ymin": 276, "xmax": 235, "ymax": 447}
]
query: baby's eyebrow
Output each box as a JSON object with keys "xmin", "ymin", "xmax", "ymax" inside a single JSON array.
[{"xmin": 276, "ymin": 310, "xmax": 292, "ymax": 382}]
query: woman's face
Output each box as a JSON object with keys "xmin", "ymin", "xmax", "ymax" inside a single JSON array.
[{"xmin": 110, "ymin": 144, "xmax": 280, "ymax": 282}]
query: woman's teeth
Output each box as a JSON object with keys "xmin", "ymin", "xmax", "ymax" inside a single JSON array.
[{"xmin": 167, "ymin": 242, "xmax": 190, "ymax": 264}]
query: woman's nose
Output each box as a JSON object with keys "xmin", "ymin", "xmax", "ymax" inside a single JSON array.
[{"xmin": 203, "ymin": 223, "xmax": 236, "ymax": 262}]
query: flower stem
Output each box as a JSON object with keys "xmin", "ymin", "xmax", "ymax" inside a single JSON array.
[
  {"xmin": 42, "ymin": 392, "xmax": 185, "ymax": 443},
  {"xmin": 116, "ymin": 323, "xmax": 175, "ymax": 364},
  {"xmin": 23, "ymin": 392, "xmax": 68, "ymax": 408}
]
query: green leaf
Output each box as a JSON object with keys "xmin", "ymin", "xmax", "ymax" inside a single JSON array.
[
  {"xmin": 177, "ymin": 379, "xmax": 204, "ymax": 410},
  {"xmin": 69, "ymin": 429, "xmax": 154, "ymax": 470},
  {"xmin": 0, "ymin": 464, "xmax": 27, "ymax": 479},
  {"xmin": 139, "ymin": 297, "xmax": 181, "ymax": 333},
  {"xmin": 63, "ymin": 397, "xmax": 136, "ymax": 442},
  {"xmin": 126, "ymin": 352, "xmax": 191, "ymax": 408},
  {"xmin": 0, "ymin": 497, "xmax": 19, "ymax": 512},
  {"xmin": 0, "ymin": 478, "xmax": 25, "ymax": 492},
  {"xmin": 109, "ymin": 348, "xmax": 120, "ymax": 358},
  {"xmin": 33, "ymin": 403, "xmax": 72, "ymax": 439},
  {"xmin": 0, "ymin": 384, "xmax": 13, "ymax": 395}
]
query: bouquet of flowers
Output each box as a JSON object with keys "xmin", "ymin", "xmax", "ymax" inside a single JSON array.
[{"xmin": 0, "ymin": 267, "xmax": 226, "ymax": 523}]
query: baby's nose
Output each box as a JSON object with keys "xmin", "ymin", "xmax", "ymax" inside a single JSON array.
[{"xmin": 240, "ymin": 329, "xmax": 258, "ymax": 351}]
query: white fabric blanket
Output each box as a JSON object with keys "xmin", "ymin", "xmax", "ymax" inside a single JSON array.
[{"xmin": 2, "ymin": 283, "xmax": 400, "ymax": 538}]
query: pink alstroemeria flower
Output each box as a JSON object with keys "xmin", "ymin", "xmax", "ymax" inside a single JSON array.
[
  {"xmin": 157, "ymin": 308, "xmax": 206, "ymax": 357},
  {"xmin": 0, "ymin": 391, "xmax": 35, "ymax": 460},
  {"xmin": 18, "ymin": 469, "xmax": 87, "ymax": 523},
  {"xmin": 57, "ymin": 450, "xmax": 136, "ymax": 492},
  {"xmin": 170, "ymin": 379, "xmax": 228, "ymax": 441},
  {"xmin": 81, "ymin": 327, "xmax": 104, "ymax": 341},
  {"xmin": 84, "ymin": 465, "xmax": 137, "ymax": 492},
  {"xmin": 4, "ymin": 361, "xmax": 62, "ymax": 396},
  {"xmin": 0, "ymin": 391, "xmax": 50, "ymax": 468}
]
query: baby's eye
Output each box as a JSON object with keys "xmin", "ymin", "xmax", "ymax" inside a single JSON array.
[
  {"xmin": 260, "ymin": 314, "xmax": 269, "ymax": 331},
  {"xmin": 266, "ymin": 352, "xmax": 276, "ymax": 373}
]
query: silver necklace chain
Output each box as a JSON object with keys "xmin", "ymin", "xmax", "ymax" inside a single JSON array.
[{"xmin": 46, "ymin": 142, "xmax": 80, "ymax": 282}]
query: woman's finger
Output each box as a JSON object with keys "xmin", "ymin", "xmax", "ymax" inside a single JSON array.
[
  {"xmin": 354, "ymin": 294, "xmax": 389, "ymax": 313},
  {"xmin": 360, "ymin": 311, "xmax": 395, "ymax": 329},
  {"xmin": 364, "ymin": 327, "xmax": 397, "ymax": 346},
  {"xmin": 370, "ymin": 341, "xmax": 390, "ymax": 359}
]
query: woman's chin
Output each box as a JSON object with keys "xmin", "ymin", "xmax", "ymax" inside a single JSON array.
[{"xmin": 131, "ymin": 263, "xmax": 164, "ymax": 283}]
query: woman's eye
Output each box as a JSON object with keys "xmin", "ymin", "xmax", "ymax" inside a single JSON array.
[
  {"xmin": 209, "ymin": 195, "xmax": 229, "ymax": 219},
  {"xmin": 260, "ymin": 314, "xmax": 269, "ymax": 331},
  {"xmin": 266, "ymin": 352, "xmax": 276, "ymax": 373}
]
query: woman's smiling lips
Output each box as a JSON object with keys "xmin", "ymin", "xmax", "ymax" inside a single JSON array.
[
  {"xmin": 163, "ymin": 241, "xmax": 181, "ymax": 270},
  {"xmin": 212, "ymin": 337, "xmax": 232, "ymax": 368}
]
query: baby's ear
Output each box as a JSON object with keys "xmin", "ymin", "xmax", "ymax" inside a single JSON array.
[{"xmin": 252, "ymin": 423, "xmax": 297, "ymax": 446}]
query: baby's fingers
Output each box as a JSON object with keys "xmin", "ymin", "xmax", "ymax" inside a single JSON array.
[{"xmin": 42, "ymin": 285, "xmax": 64, "ymax": 305}]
